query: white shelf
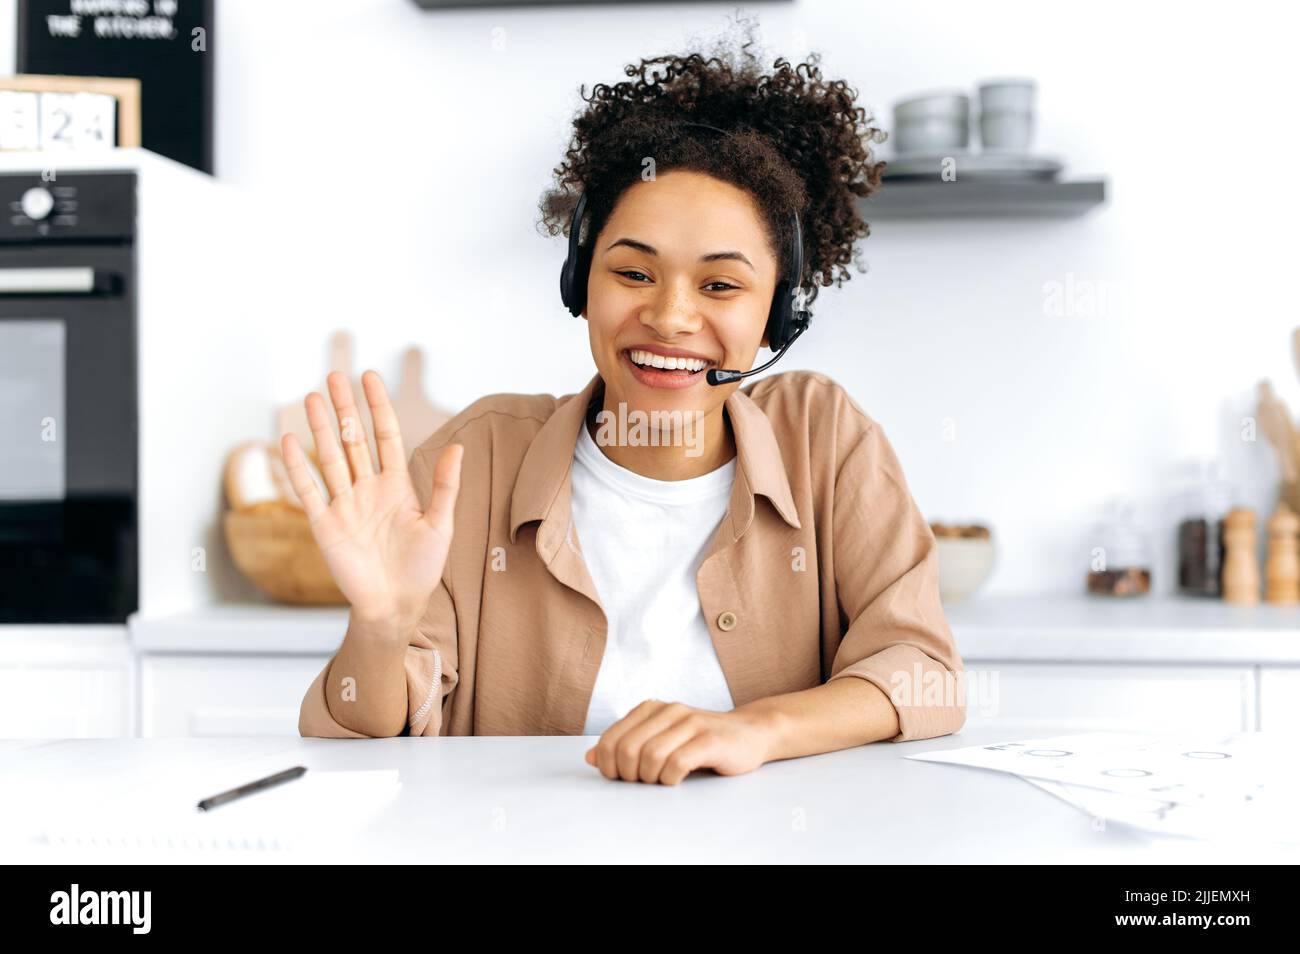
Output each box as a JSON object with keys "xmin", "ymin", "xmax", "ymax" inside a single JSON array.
[{"xmin": 861, "ymin": 179, "xmax": 1106, "ymax": 218}]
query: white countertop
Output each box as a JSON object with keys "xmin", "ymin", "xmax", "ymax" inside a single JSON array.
[
  {"xmin": 128, "ymin": 603, "xmax": 349, "ymax": 654},
  {"xmin": 117, "ymin": 594, "xmax": 1300, "ymax": 664},
  {"xmin": 0, "ymin": 723, "xmax": 1289, "ymax": 863},
  {"xmin": 944, "ymin": 594, "xmax": 1300, "ymax": 664}
]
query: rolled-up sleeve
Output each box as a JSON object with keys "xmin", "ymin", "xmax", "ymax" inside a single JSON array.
[
  {"xmin": 298, "ymin": 444, "xmax": 461, "ymax": 738},
  {"xmin": 826, "ymin": 416, "xmax": 966, "ymax": 742}
]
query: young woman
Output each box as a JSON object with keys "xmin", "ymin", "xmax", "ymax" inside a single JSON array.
[{"xmin": 287, "ymin": 28, "xmax": 966, "ymax": 786}]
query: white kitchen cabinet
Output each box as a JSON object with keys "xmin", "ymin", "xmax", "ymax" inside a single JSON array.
[
  {"xmin": 0, "ymin": 599, "xmax": 1287, "ymax": 739},
  {"xmin": 1258, "ymin": 668, "xmax": 1300, "ymax": 731},
  {"xmin": 0, "ymin": 666, "xmax": 131, "ymax": 737},
  {"xmin": 138, "ymin": 653, "xmax": 330, "ymax": 737},
  {"xmin": 958, "ymin": 662, "xmax": 1257, "ymax": 733},
  {"xmin": 0, "ymin": 626, "xmax": 132, "ymax": 738}
]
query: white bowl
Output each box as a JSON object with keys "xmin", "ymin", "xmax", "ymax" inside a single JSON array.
[
  {"xmin": 893, "ymin": 92, "xmax": 971, "ymax": 154},
  {"xmin": 935, "ymin": 536, "xmax": 996, "ymax": 603}
]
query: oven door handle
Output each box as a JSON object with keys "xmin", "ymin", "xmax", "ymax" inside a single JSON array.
[{"xmin": 0, "ymin": 266, "xmax": 122, "ymax": 295}]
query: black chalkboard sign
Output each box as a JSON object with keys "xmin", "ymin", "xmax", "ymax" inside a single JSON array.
[{"xmin": 17, "ymin": 0, "xmax": 214, "ymax": 174}]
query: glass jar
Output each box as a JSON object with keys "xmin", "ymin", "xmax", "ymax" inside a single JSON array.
[
  {"xmin": 1085, "ymin": 497, "xmax": 1152, "ymax": 597},
  {"xmin": 1175, "ymin": 459, "xmax": 1235, "ymax": 597}
]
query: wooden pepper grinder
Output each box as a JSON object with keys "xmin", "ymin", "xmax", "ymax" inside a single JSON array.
[
  {"xmin": 1221, "ymin": 507, "xmax": 1260, "ymax": 604},
  {"xmin": 1264, "ymin": 503, "xmax": 1300, "ymax": 604}
]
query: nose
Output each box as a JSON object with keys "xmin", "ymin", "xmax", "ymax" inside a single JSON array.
[{"xmin": 640, "ymin": 277, "xmax": 704, "ymax": 338}]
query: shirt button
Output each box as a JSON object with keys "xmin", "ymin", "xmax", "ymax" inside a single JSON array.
[{"xmin": 717, "ymin": 611, "xmax": 738, "ymax": 631}]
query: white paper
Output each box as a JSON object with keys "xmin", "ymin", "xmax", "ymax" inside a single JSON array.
[
  {"xmin": 16, "ymin": 768, "xmax": 401, "ymax": 853},
  {"xmin": 908, "ymin": 731, "xmax": 1300, "ymax": 842}
]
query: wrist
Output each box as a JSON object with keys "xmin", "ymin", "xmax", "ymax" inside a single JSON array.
[
  {"xmin": 349, "ymin": 608, "xmax": 418, "ymax": 644},
  {"xmin": 735, "ymin": 698, "xmax": 792, "ymax": 765}
]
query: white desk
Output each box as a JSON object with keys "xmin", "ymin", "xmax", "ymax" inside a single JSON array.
[{"xmin": 0, "ymin": 724, "xmax": 1291, "ymax": 864}]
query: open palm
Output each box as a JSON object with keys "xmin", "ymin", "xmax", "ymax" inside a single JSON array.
[{"xmin": 280, "ymin": 370, "xmax": 463, "ymax": 629}]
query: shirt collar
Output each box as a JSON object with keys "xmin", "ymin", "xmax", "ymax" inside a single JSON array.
[{"xmin": 509, "ymin": 371, "xmax": 802, "ymax": 547}]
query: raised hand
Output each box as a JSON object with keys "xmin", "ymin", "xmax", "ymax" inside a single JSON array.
[{"xmin": 280, "ymin": 370, "xmax": 463, "ymax": 637}]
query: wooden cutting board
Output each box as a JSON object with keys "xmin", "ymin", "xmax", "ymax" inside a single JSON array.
[{"xmin": 276, "ymin": 330, "xmax": 453, "ymax": 473}]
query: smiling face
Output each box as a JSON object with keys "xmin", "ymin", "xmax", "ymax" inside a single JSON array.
[{"xmin": 581, "ymin": 169, "xmax": 779, "ymax": 457}]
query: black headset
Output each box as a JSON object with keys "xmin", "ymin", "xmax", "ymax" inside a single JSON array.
[{"xmin": 558, "ymin": 121, "xmax": 812, "ymax": 386}]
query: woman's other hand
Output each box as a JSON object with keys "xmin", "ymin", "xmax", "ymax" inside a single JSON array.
[{"xmin": 585, "ymin": 701, "xmax": 777, "ymax": 785}]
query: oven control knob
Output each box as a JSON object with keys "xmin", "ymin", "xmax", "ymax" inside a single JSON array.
[{"xmin": 21, "ymin": 186, "xmax": 55, "ymax": 221}]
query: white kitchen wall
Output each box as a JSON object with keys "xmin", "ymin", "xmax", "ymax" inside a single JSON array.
[{"xmin": 2, "ymin": 0, "xmax": 1296, "ymax": 596}]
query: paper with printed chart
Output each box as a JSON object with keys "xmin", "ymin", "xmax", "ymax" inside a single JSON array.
[
  {"xmin": 1021, "ymin": 776, "xmax": 1299, "ymax": 844},
  {"xmin": 906, "ymin": 731, "xmax": 1300, "ymax": 842}
]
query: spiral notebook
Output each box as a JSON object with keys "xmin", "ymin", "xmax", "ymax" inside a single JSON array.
[{"xmin": 24, "ymin": 768, "xmax": 402, "ymax": 853}]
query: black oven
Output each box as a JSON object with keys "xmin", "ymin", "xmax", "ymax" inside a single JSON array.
[{"xmin": 0, "ymin": 170, "xmax": 137, "ymax": 623}]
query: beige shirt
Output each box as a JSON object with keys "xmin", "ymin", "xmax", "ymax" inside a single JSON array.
[{"xmin": 298, "ymin": 369, "xmax": 967, "ymax": 742}]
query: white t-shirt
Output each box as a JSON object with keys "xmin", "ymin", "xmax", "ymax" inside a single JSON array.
[{"xmin": 571, "ymin": 418, "xmax": 738, "ymax": 736}]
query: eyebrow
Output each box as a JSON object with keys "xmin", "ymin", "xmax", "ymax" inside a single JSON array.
[{"xmin": 604, "ymin": 237, "xmax": 755, "ymax": 273}]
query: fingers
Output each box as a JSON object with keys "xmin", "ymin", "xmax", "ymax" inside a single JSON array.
[
  {"xmin": 280, "ymin": 432, "xmax": 329, "ymax": 522},
  {"xmin": 636, "ymin": 717, "xmax": 704, "ymax": 784},
  {"xmin": 326, "ymin": 371, "xmax": 375, "ymax": 483},
  {"xmin": 422, "ymin": 442, "xmax": 464, "ymax": 535},
  {"xmin": 360, "ymin": 370, "xmax": 407, "ymax": 475},
  {"xmin": 614, "ymin": 703, "xmax": 688, "ymax": 781},
  {"xmin": 591, "ymin": 700, "xmax": 659, "ymax": 780},
  {"xmin": 304, "ymin": 390, "xmax": 353, "ymax": 500},
  {"xmin": 593, "ymin": 700, "xmax": 689, "ymax": 782},
  {"xmin": 584, "ymin": 727, "xmax": 709, "ymax": 785},
  {"xmin": 656, "ymin": 735, "xmax": 712, "ymax": 787}
]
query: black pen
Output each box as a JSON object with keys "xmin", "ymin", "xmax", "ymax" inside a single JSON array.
[{"xmin": 196, "ymin": 766, "xmax": 308, "ymax": 812}]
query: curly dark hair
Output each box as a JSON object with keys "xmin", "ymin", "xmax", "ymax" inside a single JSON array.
[{"xmin": 537, "ymin": 16, "xmax": 885, "ymax": 309}]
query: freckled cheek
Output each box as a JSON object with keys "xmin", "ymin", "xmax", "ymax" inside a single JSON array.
[{"xmin": 585, "ymin": 279, "xmax": 642, "ymax": 324}]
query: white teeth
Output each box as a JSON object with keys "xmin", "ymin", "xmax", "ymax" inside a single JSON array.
[{"xmin": 628, "ymin": 349, "xmax": 709, "ymax": 372}]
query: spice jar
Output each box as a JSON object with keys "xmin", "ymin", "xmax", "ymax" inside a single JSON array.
[
  {"xmin": 1085, "ymin": 497, "xmax": 1152, "ymax": 597},
  {"xmin": 1176, "ymin": 459, "xmax": 1235, "ymax": 597}
]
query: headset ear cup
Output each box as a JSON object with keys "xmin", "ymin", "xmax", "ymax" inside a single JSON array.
[
  {"xmin": 560, "ymin": 256, "xmax": 575, "ymax": 313},
  {"xmin": 573, "ymin": 243, "xmax": 592, "ymax": 316},
  {"xmin": 561, "ymin": 190, "xmax": 590, "ymax": 317},
  {"xmin": 766, "ymin": 279, "xmax": 790, "ymax": 352},
  {"xmin": 560, "ymin": 244, "xmax": 589, "ymax": 316}
]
